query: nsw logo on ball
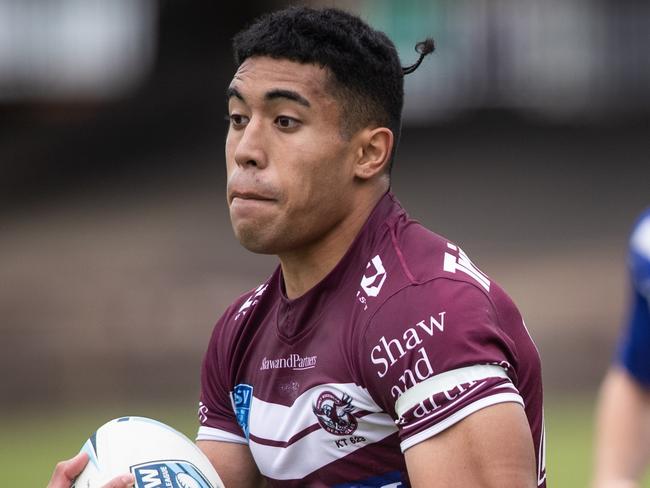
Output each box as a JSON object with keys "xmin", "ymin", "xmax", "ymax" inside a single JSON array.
[{"xmin": 132, "ymin": 461, "xmax": 212, "ymax": 488}]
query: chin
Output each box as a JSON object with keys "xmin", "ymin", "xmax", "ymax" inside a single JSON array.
[{"xmin": 234, "ymin": 226, "xmax": 278, "ymax": 255}]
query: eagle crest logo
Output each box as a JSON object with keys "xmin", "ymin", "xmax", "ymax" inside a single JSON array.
[{"xmin": 312, "ymin": 391, "xmax": 358, "ymax": 436}]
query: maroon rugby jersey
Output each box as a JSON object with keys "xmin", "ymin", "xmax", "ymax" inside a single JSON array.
[{"xmin": 198, "ymin": 192, "xmax": 546, "ymax": 487}]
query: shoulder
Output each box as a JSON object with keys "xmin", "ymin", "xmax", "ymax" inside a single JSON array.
[
  {"xmin": 363, "ymin": 217, "xmax": 524, "ymax": 358},
  {"xmin": 364, "ymin": 276, "xmax": 504, "ymax": 351},
  {"xmin": 629, "ymin": 208, "xmax": 650, "ymax": 289},
  {"xmin": 356, "ymin": 274, "xmax": 527, "ymax": 421},
  {"xmin": 223, "ymin": 281, "xmax": 271, "ymax": 325},
  {"xmin": 385, "ymin": 211, "xmax": 495, "ymax": 295},
  {"xmin": 360, "ymin": 194, "xmax": 492, "ymax": 298},
  {"xmin": 630, "ymin": 209, "xmax": 650, "ymax": 259},
  {"xmin": 206, "ymin": 274, "xmax": 277, "ymax": 351}
]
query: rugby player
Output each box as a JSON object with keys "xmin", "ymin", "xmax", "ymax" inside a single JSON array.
[
  {"xmin": 49, "ymin": 6, "xmax": 545, "ymax": 488},
  {"xmin": 594, "ymin": 209, "xmax": 650, "ymax": 488}
]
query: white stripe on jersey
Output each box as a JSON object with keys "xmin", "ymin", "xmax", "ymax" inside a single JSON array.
[
  {"xmin": 400, "ymin": 392, "xmax": 524, "ymax": 452},
  {"xmin": 493, "ymin": 382, "xmax": 522, "ymax": 396},
  {"xmin": 247, "ymin": 382, "xmax": 397, "ymax": 480},
  {"xmin": 394, "ymin": 364, "xmax": 510, "ymax": 418},
  {"xmin": 196, "ymin": 426, "xmax": 247, "ymax": 444},
  {"xmin": 538, "ymin": 411, "xmax": 547, "ymax": 486},
  {"xmin": 250, "ymin": 411, "xmax": 397, "ymax": 480},
  {"xmin": 249, "ymin": 382, "xmax": 385, "ymax": 442}
]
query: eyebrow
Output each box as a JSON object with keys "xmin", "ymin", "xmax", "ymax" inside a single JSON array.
[
  {"xmin": 226, "ymin": 87, "xmax": 311, "ymax": 108},
  {"xmin": 265, "ymin": 89, "xmax": 311, "ymax": 108},
  {"xmin": 227, "ymin": 87, "xmax": 244, "ymax": 102}
]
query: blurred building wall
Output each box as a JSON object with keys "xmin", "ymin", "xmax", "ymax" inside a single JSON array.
[{"xmin": 0, "ymin": 0, "xmax": 157, "ymax": 100}]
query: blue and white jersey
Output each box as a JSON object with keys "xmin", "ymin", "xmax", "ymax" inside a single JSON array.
[{"xmin": 618, "ymin": 209, "xmax": 650, "ymax": 385}]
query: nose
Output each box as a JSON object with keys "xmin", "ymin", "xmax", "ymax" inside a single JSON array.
[{"xmin": 233, "ymin": 118, "xmax": 268, "ymax": 169}]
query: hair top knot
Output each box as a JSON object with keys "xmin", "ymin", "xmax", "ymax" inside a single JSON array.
[{"xmin": 402, "ymin": 38, "xmax": 435, "ymax": 75}]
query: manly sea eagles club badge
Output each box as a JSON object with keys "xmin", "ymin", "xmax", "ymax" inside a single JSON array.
[{"xmin": 313, "ymin": 392, "xmax": 358, "ymax": 436}]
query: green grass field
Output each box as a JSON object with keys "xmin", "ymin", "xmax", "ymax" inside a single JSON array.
[{"xmin": 2, "ymin": 395, "xmax": 648, "ymax": 487}]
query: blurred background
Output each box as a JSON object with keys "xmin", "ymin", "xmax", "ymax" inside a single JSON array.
[{"xmin": 0, "ymin": 0, "xmax": 648, "ymax": 485}]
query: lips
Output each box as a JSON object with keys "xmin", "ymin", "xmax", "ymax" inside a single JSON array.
[
  {"xmin": 230, "ymin": 190, "xmax": 275, "ymax": 203},
  {"xmin": 227, "ymin": 176, "xmax": 279, "ymax": 207}
]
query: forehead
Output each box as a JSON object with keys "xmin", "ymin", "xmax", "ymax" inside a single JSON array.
[{"xmin": 229, "ymin": 56, "xmax": 334, "ymax": 103}]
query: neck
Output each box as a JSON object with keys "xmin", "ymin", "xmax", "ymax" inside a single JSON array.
[{"xmin": 279, "ymin": 188, "xmax": 386, "ymax": 299}]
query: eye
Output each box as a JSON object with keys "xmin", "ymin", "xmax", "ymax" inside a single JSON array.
[
  {"xmin": 275, "ymin": 116, "xmax": 300, "ymax": 130},
  {"xmin": 228, "ymin": 113, "xmax": 249, "ymax": 129}
]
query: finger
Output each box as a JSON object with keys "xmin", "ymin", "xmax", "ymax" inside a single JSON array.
[
  {"xmin": 101, "ymin": 473, "xmax": 135, "ymax": 488},
  {"xmin": 62, "ymin": 452, "xmax": 89, "ymax": 479},
  {"xmin": 47, "ymin": 452, "xmax": 89, "ymax": 487}
]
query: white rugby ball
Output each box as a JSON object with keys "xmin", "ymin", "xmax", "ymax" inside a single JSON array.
[{"xmin": 72, "ymin": 416, "xmax": 225, "ymax": 488}]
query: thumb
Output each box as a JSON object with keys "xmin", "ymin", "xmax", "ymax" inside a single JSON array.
[
  {"xmin": 47, "ymin": 451, "xmax": 89, "ymax": 487},
  {"xmin": 63, "ymin": 452, "xmax": 90, "ymax": 479}
]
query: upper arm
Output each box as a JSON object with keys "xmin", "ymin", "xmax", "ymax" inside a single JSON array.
[
  {"xmin": 404, "ymin": 402, "xmax": 537, "ymax": 488},
  {"xmin": 197, "ymin": 440, "xmax": 265, "ymax": 488}
]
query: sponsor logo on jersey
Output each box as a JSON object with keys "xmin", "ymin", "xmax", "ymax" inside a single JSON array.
[
  {"xmin": 357, "ymin": 255, "xmax": 387, "ymax": 310},
  {"xmin": 333, "ymin": 470, "xmax": 405, "ymax": 487},
  {"xmin": 235, "ymin": 283, "xmax": 268, "ymax": 320},
  {"xmin": 232, "ymin": 384, "xmax": 253, "ymax": 439},
  {"xmin": 131, "ymin": 460, "xmax": 212, "ymax": 488},
  {"xmin": 443, "ymin": 243, "xmax": 491, "ymax": 292},
  {"xmin": 260, "ymin": 353, "xmax": 317, "ymax": 371},
  {"xmin": 369, "ymin": 312, "xmax": 445, "ymax": 398},
  {"xmin": 395, "ymin": 379, "xmax": 484, "ymax": 426},
  {"xmin": 313, "ymin": 392, "xmax": 358, "ymax": 436}
]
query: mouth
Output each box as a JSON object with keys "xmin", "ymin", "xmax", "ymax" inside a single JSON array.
[{"xmin": 229, "ymin": 191, "xmax": 276, "ymax": 205}]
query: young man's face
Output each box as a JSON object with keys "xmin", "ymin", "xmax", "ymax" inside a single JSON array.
[{"xmin": 225, "ymin": 56, "xmax": 362, "ymax": 256}]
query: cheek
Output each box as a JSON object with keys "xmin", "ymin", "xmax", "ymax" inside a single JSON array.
[
  {"xmin": 285, "ymin": 145, "xmax": 351, "ymax": 209},
  {"xmin": 224, "ymin": 134, "xmax": 238, "ymax": 176},
  {"xmin": 225, "ymin": 131, "xmax": 235, "ymax": 157}
]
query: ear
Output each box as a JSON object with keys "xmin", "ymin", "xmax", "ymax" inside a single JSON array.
[{"xmin": 353, "ymin": 127, "xmax": 393, "ymax": 180}]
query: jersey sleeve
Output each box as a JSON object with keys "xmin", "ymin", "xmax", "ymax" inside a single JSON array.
[
  {"xmin": 196, "ymin": 311, "xmax": 248, "ymax": 445},
  {"xmin": 617, "ymin": 212, "xmax": 650, "ymax": 385},
  {"xmin": 358, "ymin": 278, "xmax": 524, "ymax": 452}
]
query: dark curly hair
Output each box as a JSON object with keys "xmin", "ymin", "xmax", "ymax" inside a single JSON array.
[{"xmin": 232, "ymin": 6, "xmax": 433, "ymax": 171}]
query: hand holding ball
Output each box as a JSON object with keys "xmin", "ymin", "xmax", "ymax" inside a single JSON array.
[{"xmin": 72, "ymin": 417, "xmax": 224, "ymax": 488}]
